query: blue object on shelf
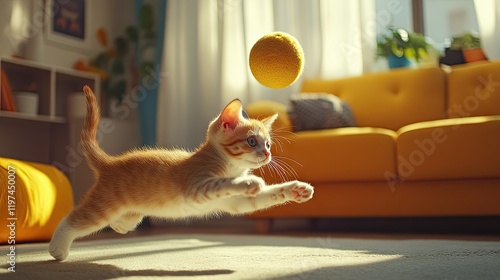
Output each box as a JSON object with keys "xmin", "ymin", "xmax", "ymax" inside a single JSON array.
[{"xmin": 387, "ymin": 54, "xmax": 411, "ymax": 69}]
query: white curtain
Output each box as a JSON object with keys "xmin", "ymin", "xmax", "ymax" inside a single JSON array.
[
  {"xmin": 474, "ymin": 0, "xmax": 500, "ymax": 60},
  {"xmin": 158, "ymin": 0, "xmax": 375, "ymax": 149}
]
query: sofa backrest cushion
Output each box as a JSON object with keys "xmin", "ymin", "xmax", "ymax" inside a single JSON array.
[
  {"xmin": 447, "ymin": 61, "xmax": 500, "ymax": 118},
  {"xmin": 301, "ymin": 67, "xmax": 447, "ymax": 131}
]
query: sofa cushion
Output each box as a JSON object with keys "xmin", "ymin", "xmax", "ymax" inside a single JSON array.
[
  {"xmin": 267, "ymin": 127, "xmax": 397, "ymax": 183},
  {"xmin": 300, "ymin": 67, "xmax": 447, "ymax": 131},
  {"xmin": 288, "ymin": 93, "xmax": 356, "ymax": 131},
  {"xmin": 447, "ymin": 61, "xmax": 500, "ymax": 118},
  {"xmin": 396, "ymin": 116, "xmax": 500, "ymax": 181}
]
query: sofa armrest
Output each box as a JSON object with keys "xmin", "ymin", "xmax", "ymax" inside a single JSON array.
[
  {"xmin": 0, "ymin": 157, "xmax": 73, "ymax": 243},
  {"xmin": 246, "ymin": 100, "xmax": 293, "ymax": 132}
]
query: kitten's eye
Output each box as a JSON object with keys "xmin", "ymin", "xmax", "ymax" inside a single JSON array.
[
  {"xmin": 265, "ymin": 141, "xmax": 271, "ymax": 149},
  {"xmin": 247, "ymin": 136, "xmax": 257, "ymax": 147}
]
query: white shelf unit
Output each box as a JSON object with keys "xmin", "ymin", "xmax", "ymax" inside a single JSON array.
[
  {"xmin": 0, "ymin": 57, "xmax": 100, "ymax": 179},
  {"xmin": 0, "ymin": 57, "xmax": 100, "ymax": 122}
]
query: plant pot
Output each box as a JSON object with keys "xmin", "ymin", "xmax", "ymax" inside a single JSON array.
[
  {"xmin": 462, "ymin": 48, "xmax": 487, "ymax": 63},
  {"xmin": 440, "ymin": 48, "xmax": 465, "ymax": 66},
  {"xmin": 387, "ymin": 54, "xmax": 411, "ymax": 69}
]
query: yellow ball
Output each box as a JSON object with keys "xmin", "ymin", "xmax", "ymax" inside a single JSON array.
[{"xmin": 249, "ymin": 31, "xmax": 305, "ymax": 89}]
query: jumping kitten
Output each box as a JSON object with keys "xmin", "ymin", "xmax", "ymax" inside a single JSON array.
[{"xmin": 49, "ymin": 86, "xmax": 314, "ymax": 261}]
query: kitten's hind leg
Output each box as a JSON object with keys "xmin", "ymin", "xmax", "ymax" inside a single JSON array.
[
  {"xmin": 49, "ymin": 202, "xmax": 122, "ymax": 261},
  {"xmin": 110, "ymin": 213, "xmax": 143, "ymax": 234},
  {"xmin": 49, "ymin": 213, "xmax": 109, "ymax": 261}
]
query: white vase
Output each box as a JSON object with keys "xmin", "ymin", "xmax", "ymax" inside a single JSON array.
[
  {"xmin": 13, "ymin": 91, "xmax": 38, "ymax": 115},
  {"xmin": 67, "ymin": 92, "xmax": 87, "ymax": 119}
]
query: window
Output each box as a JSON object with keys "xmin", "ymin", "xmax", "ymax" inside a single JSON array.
[
  {"xmin": 423, "ymin": 0, "xmax": 479, "ymax": 45},
  {"xmin": 376, "ymin": 0, "xmax": 480, "ymax": 50}
]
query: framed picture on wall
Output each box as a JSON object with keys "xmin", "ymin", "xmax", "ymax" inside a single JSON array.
[{"xmin": 45, "ymin": 0, "xmax": 91, "ymax": 51}]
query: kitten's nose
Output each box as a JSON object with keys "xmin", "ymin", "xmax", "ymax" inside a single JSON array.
[{"xmin": 263, "ymin": 150, "xmax": 271, "ymax": 158}]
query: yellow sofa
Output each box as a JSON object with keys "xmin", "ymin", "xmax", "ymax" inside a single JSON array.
[
  {"xmin": 246, "ymin": 61, "xmax": 500, "ymax": 231},
  {"xmin": 0, "ymin": 158, "xmax": 73, "ymax": 243}
]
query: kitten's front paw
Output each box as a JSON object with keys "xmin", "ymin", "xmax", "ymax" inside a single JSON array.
[
  {"xmin": 289, "ymin": 181, "xmax": 314, "ymax": 203},
  {"xmin": 231, "ymin": 175, "xmax": 265, "ymax": 196}
]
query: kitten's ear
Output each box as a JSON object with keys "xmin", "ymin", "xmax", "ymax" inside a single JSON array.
[
  {"xmin": 262, "ymin": 113, "xmax": 278, "ymax": 130},
  {"xmin": 219, "ymin": 99, "xmax": 243, "ymax": 131}
]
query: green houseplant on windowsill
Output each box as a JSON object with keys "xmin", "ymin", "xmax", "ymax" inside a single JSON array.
[
  {"xmin": 376, "ymin": 27, "xmax": 432, "ymax": 69},
  {"xmin": 450, "ymin": 32, "xmax": 487, "ymax": 63}
]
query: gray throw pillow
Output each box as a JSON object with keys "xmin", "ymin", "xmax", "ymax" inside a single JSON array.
[{"xmin": 289, "ymin": 93, "xmax": 356, "ymax": 131}]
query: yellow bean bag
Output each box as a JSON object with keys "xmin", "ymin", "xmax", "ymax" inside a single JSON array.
[{"xmin": 0, "ymin": 158, "xmax": 73, "ymax": 244}]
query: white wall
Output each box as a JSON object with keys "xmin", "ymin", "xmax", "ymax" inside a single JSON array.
[
  {"xmin": 0, "ymin": 0, "xmax": 31, "ymax": 57},
  {"xmin": 1, "ymin": 0, "xmax": 136, "ymax": 69}
]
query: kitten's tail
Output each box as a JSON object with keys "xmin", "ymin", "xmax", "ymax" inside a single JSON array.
[{"xmin": 81, "ymin": 86, "xmax": 110, "ymax": 169}]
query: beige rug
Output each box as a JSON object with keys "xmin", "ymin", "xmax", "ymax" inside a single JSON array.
[{"xmin": 1, "ymin": 233, "xmax": 500, "ymax": 279}]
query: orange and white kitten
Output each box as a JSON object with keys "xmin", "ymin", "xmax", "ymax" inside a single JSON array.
[{"xmin": 49, "ymin": 86, "xmax": 313, "ymax": 261}]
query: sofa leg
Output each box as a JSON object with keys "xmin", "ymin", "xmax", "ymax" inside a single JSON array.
[{"xmin": 254, "ymin": 219, "xmax": 274, "ymax": 234}]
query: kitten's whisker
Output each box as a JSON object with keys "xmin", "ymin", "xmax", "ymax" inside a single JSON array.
[
  {"xmin": 258, "ymin": 158, "xmax": 267, "ymax": 177},
  {"xmin": 272, "ymin": 138, "xmax": 285, "ymax": 153},
  {"xmin": 266, "ymin": 161, "xmax": 282, "ymax": 182},
  {"xmin": 272, "ymin": 157, "xmax": 300, "ymax": 180},
  {"xmin": 275, "ymin": 135, "xmax": 294, "ymax": 144},
  {"xmin": 273, "ymin": 156, "xmax": 303, "ymax": 168},
  {"xmin": 272, "ymin": 161, "xmax": 293, "ymax": 181},
  {"xmin": 268, "ymin": 161, "xmax": 287, "ymax": 182},
  {"xmin": 273, "ymin": 126, "xmax": 297, "ymax": 134},
  {"xmin": 275, "ymin": 137, "xmax": 292, "ymax": 145},
  {"xmin": 281, "ymin": 165, "xmax": 299, "ymax": 181},
  {"xmin": 270, "ymin": 132, "xmax": 295, "ymax": 154},
  {"xmin": 267, "ymin": 161, "xmax": 286, "ymax": 182},
  {"xmin": 277, "ymin": 161, "xmax": 295, "ymax": 181},
  {"xmin": 271, "ymin": 133, "xmax": 295, "ymax": 148},
  {"xmin": 273, "ymin": 128, "xmax": 298, "ymax": 138}
]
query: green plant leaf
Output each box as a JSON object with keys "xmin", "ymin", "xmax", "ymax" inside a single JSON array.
[
  {"xmin": 115, "ymin": 36, "xmax": 128, "ymax": 56},
  {"xmin": 101, "ymin": 79, "xmax": 109, "ymax": 92},
  {"xmin": 391, "ymin": 45, "xmax": 405, "ymax": 57},
  {"xmin": 109, "ymin": 80, "xmax": 127, "ymax": 102},
  {"xmin": 417, "ymin": 48, "xmax": 428, "ymax": 59},
  {"xmin": 376, "ymin": 26, "xmax": 432, "ymax": 62},
  {"xmin": 144, "ymin": 30, "xmax": 156, "ymax": 40},
  {"xmin": 404, "ymin": 48, "xmax": 415, "ymax": 59},
  {"xmin": 112, "ymin": 60, "xmax": 125, "ymax": 74},
  {"xmin": 140, "ymin": 61, "xmax": 155, "ymax": 78},
  {"xmin": 451, "ymin": 32, "xmax": 481, "ymax": 50},
  {"xmin": 126, "ymin": 26, "xmax": 139, "ymax": 43},
  {"xmin": 93, "ymin": 52, "xmax": 109, "ymax": 68},
  {"xmin": 140, "ymin": 4, "xmax": 154, "ymax": 30}
]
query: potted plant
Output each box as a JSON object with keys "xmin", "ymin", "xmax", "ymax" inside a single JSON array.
[
  {"xmin": 377, "ymin": 27, "xmax": 431, "ymax": 69},
  {"xmin": 73, "ymin": 3, "xmax": 158, "ymax": 118},
  {"xmin": 73, "ymin": 26, "xmax": 139, "ymax": 114},
  {"xmin": 450, "ymin": 32, "xmax": 487, "ymax": 63}
]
